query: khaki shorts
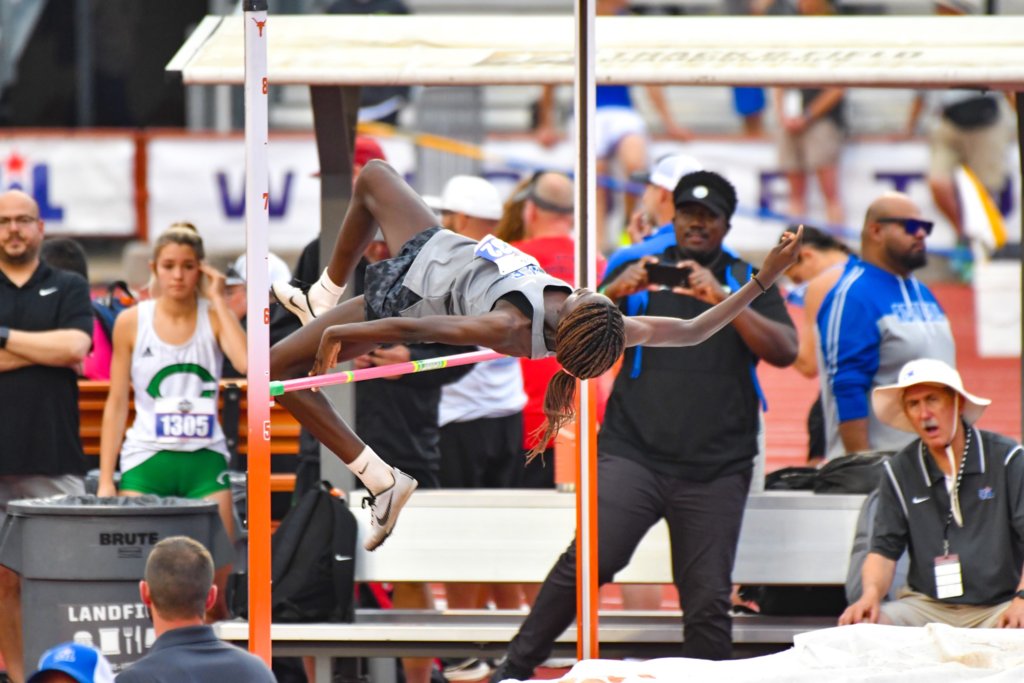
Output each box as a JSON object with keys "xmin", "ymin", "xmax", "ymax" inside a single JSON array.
[
  {"xmin": 929, "ymin": 116, "xmax": 1014, "ymax": 194},
  {"xmin": 777, "ymin": 117, "xmax": 844, "ymax": 172},
  {"xmin": 881, "ymin": 587, "xmax": 1011, "ymax": 628}
]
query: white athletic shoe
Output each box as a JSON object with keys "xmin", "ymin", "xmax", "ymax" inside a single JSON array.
[
  {"xmin": 271, "ymin": 280, "xmax": 319, "ymax": 326},
  {"xmin": 362, "ymin": 468, "xmax": 418, "ymax": 551}
]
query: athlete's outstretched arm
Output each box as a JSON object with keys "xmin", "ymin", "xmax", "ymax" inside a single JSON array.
[
  {"xmin": 624, "ymin": 226, "xmax": 802, "ymax": 349},
  {"xmin": 311, "ymin": 313, "xmax": 520, "ymax": 377}
]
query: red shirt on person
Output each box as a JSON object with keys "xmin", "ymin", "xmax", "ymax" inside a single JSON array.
[{"xmin": 512, "ymin": 235, "xmax": 608, "ymax": 450}]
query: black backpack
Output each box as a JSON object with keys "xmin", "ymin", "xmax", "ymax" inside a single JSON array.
[{"xmin": 231, "ymin": 481, "xmax": 357, "ymax": 622}]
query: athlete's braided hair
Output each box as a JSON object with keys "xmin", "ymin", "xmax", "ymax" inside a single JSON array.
[{"xmin": 527, "ymin": 295, "xmax": 625, "ymax": 462}]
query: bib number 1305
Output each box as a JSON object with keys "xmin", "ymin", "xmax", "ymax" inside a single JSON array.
[{"xmin": 154, "ymin": 397, "xmax": 215, "ymax": 442}]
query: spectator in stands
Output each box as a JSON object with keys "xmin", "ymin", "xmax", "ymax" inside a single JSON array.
[
  {"xmin": 494, "ymin": 175, "xmax": 533, "ymax": 243},
  {"xmin": 533, "ymin": 0, "xmax": 693, "ymax": 249},
  {"xmin": 490, "ymin": 170, "xmax": 798, "ymax": 681},
  {"xmin": 0, "ymin": 189, "xmax": 92, "ymax": 683},
  {"xmin": 436, "ymin": 174, "xmax": 527, "ymax": 681},
  {"xmin": 905, "ymin": 0, "xmax": 1015, "ymax": 237},
  {"xmin": 116, "ymin": 537, "xmax": 276, "ymax": 682},
  {"xmin": 26, "ymin": 642, "xmax": 113, "ymax": 683},
  {"xmin": 269, "ymin": 161, "xmax": 801, "ymax": 559},
  {"xmin": 96, "ymin": 223, "xmax": 246, "ymax": 620},
  {"xmin": 222, "ymin": 252, "xmax": 292, "ymax": 326},
  {"xmin": 615, "ymin": 153, "xmax": 701, "ymax": 255},
  {"xmin": 438, "ymin": 174, "xmax": 503, "ymax": 242},
  {"xmin": 39, "ymin": 237, "xmax": 114, "ymax": 381},
  {"xmin": 816, "ymin": 192, "xmax": 955, "ymax": 461},
  {"xmin": 39, "ymin": 237, "xmax": 88, "ymax": 279},
  {"xmin": 510, "ymin": 171, "xmax": 582, "ymax": 488},
  {"xmin": 772, "ymin": 1, "xmax": 846, "ymax": 227},
  {"xmin": 221, "ymin": 251, "xmax": 300, "ymax": 520},
  {"xmin": 839, "ymin": 359, "xmax": 1024, "ymax": 629},
  {"xmin": 327, "ymin": 0, "xmax": 411, "ymax": 125},
  {"xmin": 782, "ymin": 225, "xmax": 852, "ymax": 464}
]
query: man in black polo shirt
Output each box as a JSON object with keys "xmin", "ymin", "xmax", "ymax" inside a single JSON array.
[
  {"xmin": 490, "ymin": 171, "xmax": 797, "ymax": 682},
  {"xmin": 840, "ymin": 358, "xmax": 1024, "ymax": 628},
  {"xmin": 0, "ymin": 189, "xmax": 93, "ymax": 683}
]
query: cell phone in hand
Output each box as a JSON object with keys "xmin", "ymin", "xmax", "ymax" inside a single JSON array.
[{"xmin": 644, "ymin": 262, "xmax": 692, "ymax": 288}]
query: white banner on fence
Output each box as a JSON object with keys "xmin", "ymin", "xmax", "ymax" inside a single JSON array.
[
  {"xmin": 146, "ymin": 133, "xmax": 417, "ymax": 255},
  {"xmin": 0, "ymin": 136, "xmax": 136, "ymax": 237},
  {"xmin": 145, "ymin": 133, "xmax": 1020, "ymax": 257},
  {"xmin": 147, "ymin": 135, "xmax": 320, "ymax": 255}
]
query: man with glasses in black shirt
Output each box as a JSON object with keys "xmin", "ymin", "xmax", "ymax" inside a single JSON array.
[{"xmin": 0, "ymin": 189, "xmax": 93, "ymax": 683}]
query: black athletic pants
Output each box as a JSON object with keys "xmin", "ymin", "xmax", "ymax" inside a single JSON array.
[{"xmin": 505, "ymin": 453, "xmax": 751, "ymax": 667}]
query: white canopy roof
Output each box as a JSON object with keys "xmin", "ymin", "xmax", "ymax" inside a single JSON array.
[{"xmin": 167, "ymin": 14, "xmax": 1024, "ymax": 89}]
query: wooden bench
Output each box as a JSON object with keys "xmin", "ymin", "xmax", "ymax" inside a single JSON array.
[
  {"xmin": 214, "ymin": 489, "xmax": 866, "ymax": 680},
  {"xmin": 77, "ymin": 380, "xmax": 303, "ymax": 494}
]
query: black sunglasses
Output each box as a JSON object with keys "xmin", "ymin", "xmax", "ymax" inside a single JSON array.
[{"xmin": 876, "ymin": 217, "xmax": 934, "ymax": 236}]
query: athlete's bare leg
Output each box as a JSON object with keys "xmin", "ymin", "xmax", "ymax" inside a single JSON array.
[
  {"xmin": 275, "ymin": 161, "xmax": 439, "ymax": 323},
  {"xmin": 270, "ymin": 296, "xmax": 377, "ymax": 464},
  {"xmin": 324, "ymin": 161, "xmax": 439, "ymax": 290}
]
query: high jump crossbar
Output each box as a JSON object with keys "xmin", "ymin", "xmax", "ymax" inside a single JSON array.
[{"xmin": 268, "ymin": 349, "xmax": 505, "ymax": 397}]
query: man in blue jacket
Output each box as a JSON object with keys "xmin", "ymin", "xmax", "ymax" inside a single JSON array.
[{"xmin": 817, "ymin": 192, "xmax": 955, "ymax": 460}]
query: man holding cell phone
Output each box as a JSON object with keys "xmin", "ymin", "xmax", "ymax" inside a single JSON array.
[{"xmin": 518, "ymin": 171, "xmax": 796, "ymax": 664}]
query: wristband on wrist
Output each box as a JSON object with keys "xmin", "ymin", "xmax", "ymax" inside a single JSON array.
[
  {"xmin": 0, "ymin": 326, "xmax": 9, "ymax": 349},
  {"xmin": 1014, "ymin": 589, "xmax": 1024, "ymax": 601},
  {"xmin": 750, "ymin": 274, "xmax": 768, "ymax": 294}
]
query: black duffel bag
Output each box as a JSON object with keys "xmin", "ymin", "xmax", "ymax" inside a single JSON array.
[{"xmin": 813, "ymin": 451, "xmax": 894, "ymax": 494}]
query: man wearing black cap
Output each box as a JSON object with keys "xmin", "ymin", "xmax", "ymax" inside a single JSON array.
[{"xmin": 490, "ymin": 171, "xmax": 797, "ymax": 681}]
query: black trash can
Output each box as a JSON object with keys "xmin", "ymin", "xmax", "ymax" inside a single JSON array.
[{"xmin": 0, "ymin": 495, "xmax": 232, "ymax": 673}]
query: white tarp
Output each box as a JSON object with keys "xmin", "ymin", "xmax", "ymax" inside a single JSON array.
[
  {"xmin": 168, "ymin": 15, "xmax": 1024, "ymax": 89},
  {"xmin": 524, "ymin": 624, "xmax": 1024, "ymax": 683}
]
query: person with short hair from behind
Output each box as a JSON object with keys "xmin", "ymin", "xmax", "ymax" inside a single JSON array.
[
  {"xmin": 839, "ymin": 359, "xmax": 1024, "ymax": 628},
  {"xmin": 26, "ymin": 642, "xmax": 113, "ymax": 683},
  {"xmin": 0, "ymin": 190, "xmax": 93, "ymax": 683},
  {"xmin": 116, "ymin": 537, "xmax": 275, "ymax": 682}
]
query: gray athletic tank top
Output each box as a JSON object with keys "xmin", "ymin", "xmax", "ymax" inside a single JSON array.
[{"xmin": 398, "ymin": 230, "xmax": 572, "ymax": 359}]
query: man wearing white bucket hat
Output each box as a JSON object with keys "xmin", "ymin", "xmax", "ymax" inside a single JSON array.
[{"xmin": 839, "ymin": 358, "xmax": 1024, "ymax": 629}]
